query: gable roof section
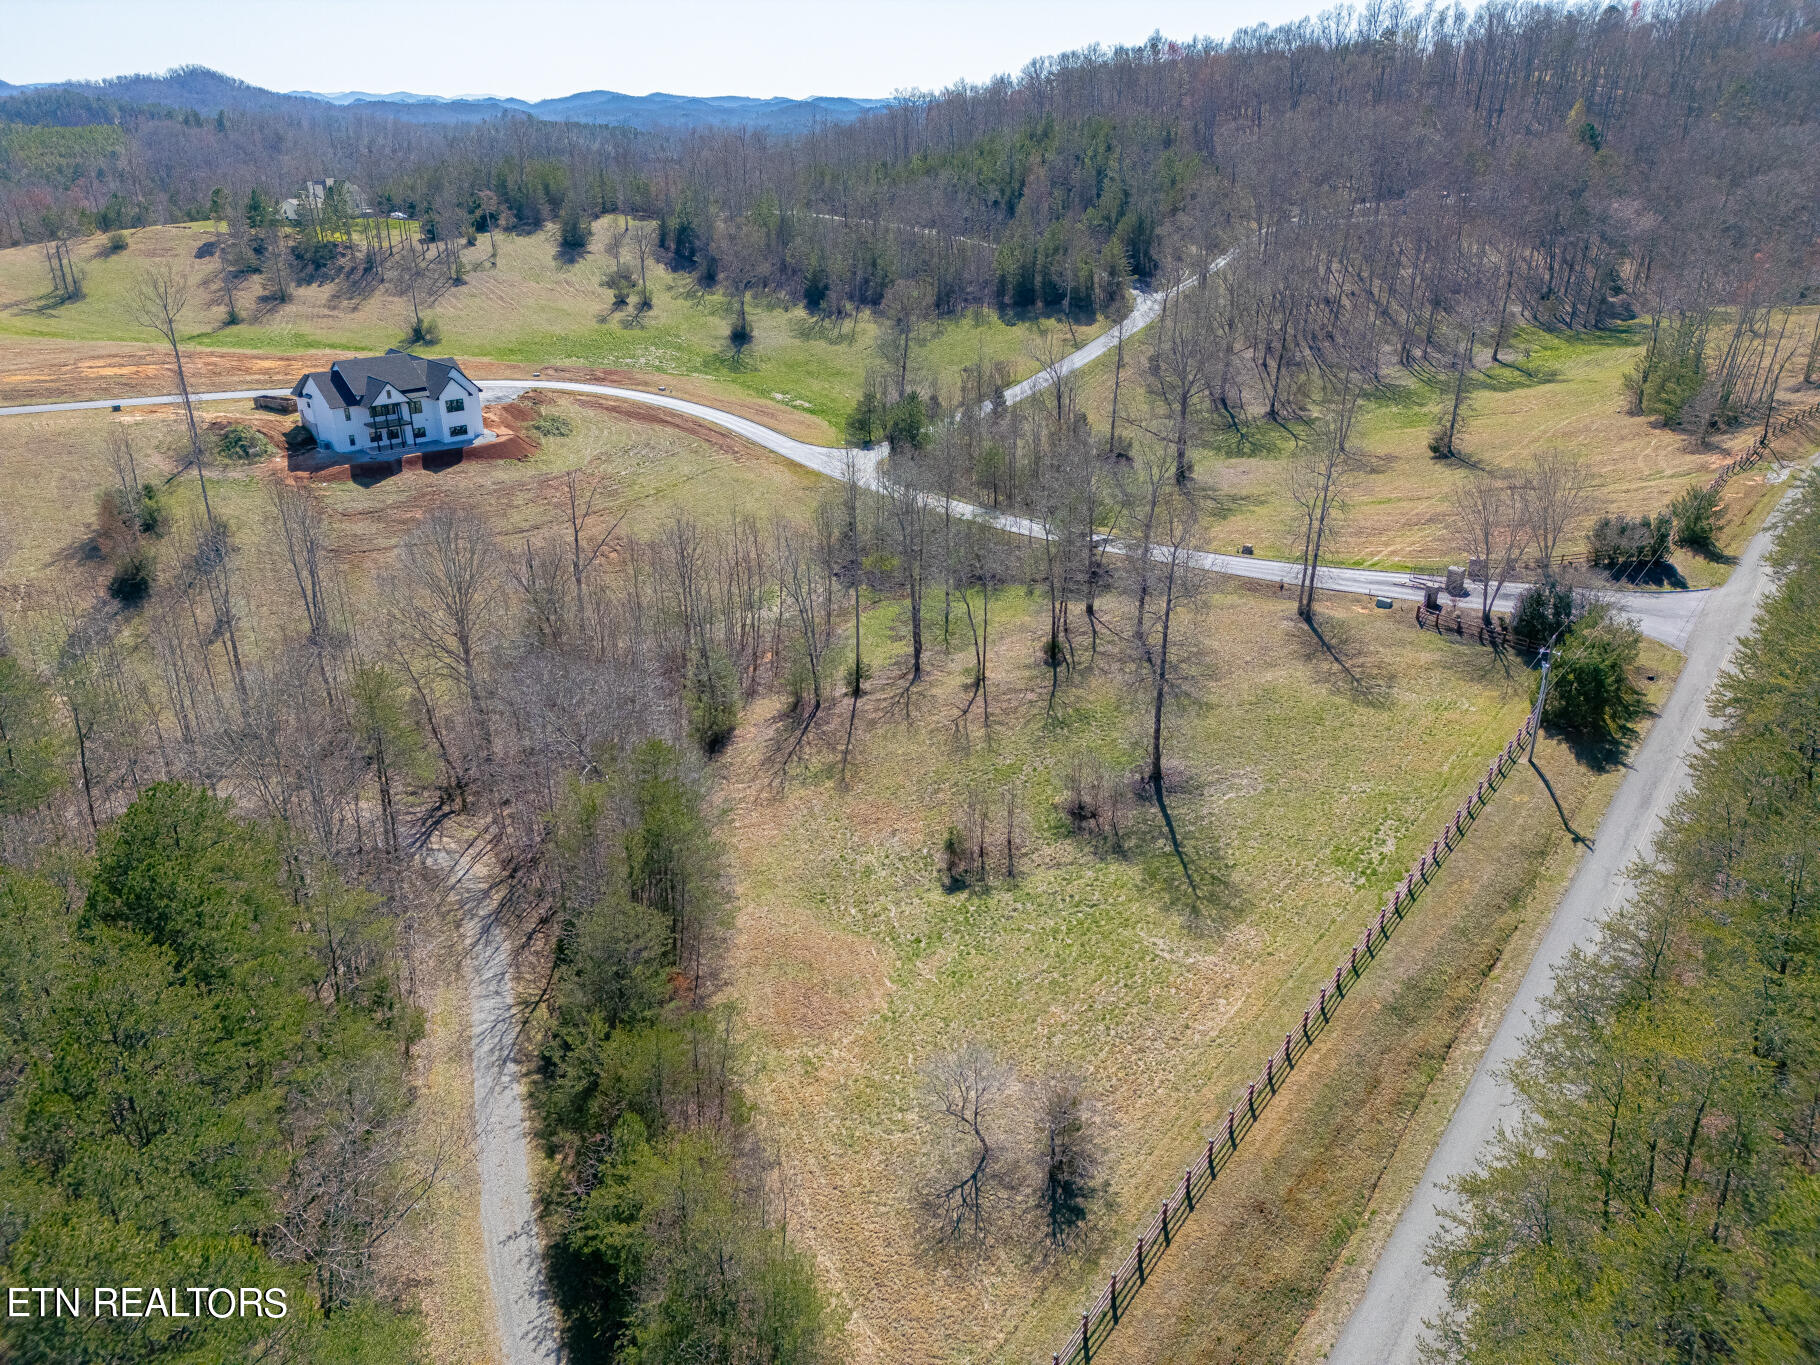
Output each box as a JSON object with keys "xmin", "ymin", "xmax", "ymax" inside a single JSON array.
[{"xmin": 290, "ymin": 349, "xmax": 472, "ymax": 411}]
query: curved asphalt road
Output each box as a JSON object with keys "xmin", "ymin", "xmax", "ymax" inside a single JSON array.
[
  {"xmin": 0, "ymin": 328, "xmax": 1706, "ymax": 652},
  {"xmin": 0, "ymin": 298, "xmax": 1745, "ymax": 1365},
  {"xmin": 1325, "ymin": 464, "xmax": 1810, "ymax": 1365}
]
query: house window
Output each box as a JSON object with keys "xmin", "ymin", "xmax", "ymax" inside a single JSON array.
[
  {"xmin": 413, "ymin": 427, "xmax": 426, "ymax": 440},
  {"xmin": 450, "ymin": 424, "xmax": 469, "ymax": 438},
  {"xmin": 408, "ymin": 400, "xmax": 423, "ymax": 415},
  {"xmin": 348, "ymin": 437, "xmax": 356, "ymax": 448},
  {"xmin": 445, "ymin": 397, "xmax": 465, "ymax": 413}
]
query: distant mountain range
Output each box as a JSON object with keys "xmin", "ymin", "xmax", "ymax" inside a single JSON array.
[{"xmin": 0, "ymin": 66, "xmax": 892, "ymax": 133}]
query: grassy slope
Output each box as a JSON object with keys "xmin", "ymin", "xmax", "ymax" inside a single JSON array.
[
  {"xmin": 0, "ymin": 395, "xmax": 834, "ymax": 1359},
  {"xmin": 0, "ymin": 394, "xmax": 824, "ymax": 614},
  {"xmin": 1068, "ymin": 317, "xmax": 1818, "ymax": 578},
  {"xmin": 0, "ymin": 377, "xmax": 1719, "ymax": 1363},
  {"xmin": 715, "ymin": 577, "xmax": 1635, "ymax": 1363},
  {"xmin": 0, "ymin": 221, "xmax": 1102, "ymax": 442}
]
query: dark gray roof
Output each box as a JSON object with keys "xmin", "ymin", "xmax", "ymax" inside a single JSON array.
[{"xmin": 290, "ymin": 349, "xmax": 472, "ymax": 411}]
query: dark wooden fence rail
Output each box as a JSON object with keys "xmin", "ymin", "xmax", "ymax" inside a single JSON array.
[
  {"xmin": 1707, "ymin": 398, "xmax": 1820, "ymax": 496},
  {"xmin": 1412, "ymin": 603, "xmax": 1544, "ymax": 651},
  {"xmin": 1045, "ymin": 713, "xmax": 1540, "ymax": 1365}
]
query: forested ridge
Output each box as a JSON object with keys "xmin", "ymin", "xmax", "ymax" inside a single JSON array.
[
  {"xmin": 7, "ymin": 2, "xmax": 1816, "ymax": 446},
  {"xmin": 2, "ymin": 3, "xmax": 1817, "ymax": 1361},
  {"xmin": 1429, "ymin": 475, "xmax": 1820, "ymax": 1363}
]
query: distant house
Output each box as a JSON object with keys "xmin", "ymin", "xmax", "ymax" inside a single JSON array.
[
  {"xmin": 279, "ymin": 177, "xmax": 371, "ymax": 222},
  {"xmin": 291, "ymin": 350, "xmax": 485, "ymax": 454}
]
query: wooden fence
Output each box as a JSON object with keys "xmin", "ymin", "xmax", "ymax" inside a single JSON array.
[
  {"xmin": 1707, "ymin": 398, "xmax": 1820, "ymax": 496},
  {"xmin": 1044, "ymin": 713, "xmax": 1541, "ymax": 1365},
  {"xmin": 1412, "ymin": 603, "xmax": 1542, "ymax": 650}
]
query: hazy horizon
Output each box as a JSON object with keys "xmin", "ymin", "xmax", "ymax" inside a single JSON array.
[{"xmin": 5, "ymin": 0, "xmax": 1331, "ymax": 102}]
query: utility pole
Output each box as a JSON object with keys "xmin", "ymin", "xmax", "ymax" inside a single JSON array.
[{"xmin": 1528, "ymin": 648, "xmax": 1552, "ymax": 762}]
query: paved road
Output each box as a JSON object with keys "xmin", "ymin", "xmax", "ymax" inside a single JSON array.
[
  {"xmin": 0, "ymin": 308, "xmax": 1707, "ymax": 651},
  {"xmin": 432, "ymin": 846, "xmax": 564, "ymax": 1365},
  {"xmin": 1325, "ymin": 465, "xmax": 1808, "ymax": 1365}
]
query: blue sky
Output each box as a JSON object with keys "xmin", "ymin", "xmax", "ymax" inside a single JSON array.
[{"xmin": 4, "ymin": 0, "xmax": 1330, "ymax": 101}]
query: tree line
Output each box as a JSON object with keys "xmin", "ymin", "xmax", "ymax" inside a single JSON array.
[{"xmin": 1428, "ymin": 474, "xmax": 1820, "ymax": 1364}]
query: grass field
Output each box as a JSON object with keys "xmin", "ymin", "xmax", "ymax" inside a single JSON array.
[
  {"xmin": 1068, "ymin": 317, "xmax": 1819, "ymax": 579},
  {"xmin": 0, "ymin": 221, "xmax": 1104, "ymax": 441},
  {"xmin": 0, "ymin": 393, "xmax": 825, "ymax": 602},
  {"xmin": 712, "ymin": 573, "xmax": 1671, "ymax": 1362},
  {"xmin": 0, "ymin": 377, "xmax": 1701, "ymax": 1363}
]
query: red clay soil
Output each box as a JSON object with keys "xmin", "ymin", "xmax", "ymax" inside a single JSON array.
[
  {"xmin": 563, "ymin": 392, "xmax": 763, "ymax": 462},
  {"xmin": 0, "ymin": 339, "xmax": 338, "ymax": 406},
  {"xmin": 282, "ymin": 401, "xmax": 540, "ymax": 484},
  {"xmin": 481, "ymin": 361, "xmax": 831, "ymax": 443}
]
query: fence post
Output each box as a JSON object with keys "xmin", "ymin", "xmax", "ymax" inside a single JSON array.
[
  {"xmin": 1285, "ymin": 1031, "xmax": 1294, "ymax": 1068},
  {"xmin": 1302, "ymin": 1008, "xmax": 1312, "ymax": 1043},
  {"xmin": 1161, "ymin": 1199, "xmax": 1171, "ymax": 1244},
  {"xmin": 1183, "ymin": 1167, "xmax": 1194, "ymax": 1211},
  {"xmin": 1109, "ymin": 1274, "xmax": 1118, "ymax": 1322},
  {"xmin": 1247, "ymin": 1082, "xmax": 1257, "ymax": 1118},
  {"xmin": 1335, "ymin": 964, "xmax": 1344, "ymax": 997},
  {"xmin": 1082, "ymin": 1313, "xmax": 1090, "ymax": 1360},
  {"xmin": 1207, "ymin": 1137, "xmax": 1218, "ymax": 1180},
  {"xmin": 1135, "ymin": 1239, "xmax": 1145, "ymax": 1283},
  {"xmin": 1228, "ymin": 1109, "xmax": 1236, "ymax": 1148},
  {"xmin": 1267, "ymin": 1055, "xmax": 1275, "ymax": 1091}
]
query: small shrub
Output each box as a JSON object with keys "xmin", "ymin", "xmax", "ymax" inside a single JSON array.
[
  {"xmin": 783, "ymin": 651, "xmax": 815, "ymax": 714},
  {"xmin": 1586, "ymin": 511, "xmax": 1672, "ymax": 574},
  {"xmin": 136, "ymin": 483, "xmax": 165, "ymax": 535},
  {"xmin": 845, "ymin": 654, "xmax": 872, "ymax": 698},
  {"xmin": 1061, "ymin": 754, "xmax": 1131, "ymax": 852},
  {"xmin": 1539, "ymin": 603, "xmax": 1646, "ymax": 742},
  {"xmin": 213, "ymin": 423, "xmax": 274, "ymax": 463},
  {"xmin": 294, "ymin": 237, "xmax": 336, "ymax": 272},
  {"xmin": 106, "ymin": 230, "xmax": 129, "ymax": 253},
  {"xmin": 408, "ymin": 314, "xmax": 443, "ymax": 345},
  {"xmin": 1670, "ymin": 484, "xmax": 1722, "ymax": 552},
  {"xmin": 940, "ymin": 825, "xmax": 968, "ymax": 889},
  {"xmin": 107, "ymin": 547, "xmax": 154, "ymax": 603},
  {"xmin": 530, "ymin": 412, "xmax": 575, "ymax": 439},
  {"xmin": 557, "ymin": 202, "xmax": 592, "ymax": 254},
  {"xmin": 1509, "ymin": 580, "xmax": 1579, "ymax": 651},
  {"xmin": 603, "ymin": 270, "xmax": 635, "ymax": 306},
  {"xmin": 886, "ymin": 392, "xmax": 928, "ymax": 451},
  {"xmin": 684, "ymin": 647, "xmax": 740, "ymax": 754}
]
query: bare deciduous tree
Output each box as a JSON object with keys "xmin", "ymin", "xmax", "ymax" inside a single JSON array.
[
  {"xmin": 1454, "ymin": 472, "xmax": 1533, "ymax": 627},
  {"xmin": 1521, "ymin": 448, "xmax": 1592, "ymax": 580},
  {"xmin": 129, "ymin": 262, "xmax": 214, "ymax": 522},
  {"xmin": 1034, "ymin": 1072, "xmax": 1101, "ymax": 1252},
  {"xmin": 924, "ymin": 1044, "xmax": 1015, "ymax": 1247},
  {"xmin": 388, "ymin": 509, "xmax": 503, "ymax": 773}
]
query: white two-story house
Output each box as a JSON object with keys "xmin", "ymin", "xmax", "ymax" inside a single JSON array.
[{"xmin": 291, "ymin": 350, "xmax": 485, "ymax": 454}]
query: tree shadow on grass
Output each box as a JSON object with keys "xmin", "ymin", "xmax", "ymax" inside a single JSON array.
[
  {"xmin": 1544, "ymin": 712, "xmax": 1643, "ymax": 775},
  {"xmin": 1128, "ymin": 775, "xmax": 1238, "ymax": 930},
  {"xmin": 1295, "ymin": 609, "xmax": 1397, "ymax": 707},
  {"xmin": 1527, "ymin": 754, "xmax": 1593, "ymax": 848}
]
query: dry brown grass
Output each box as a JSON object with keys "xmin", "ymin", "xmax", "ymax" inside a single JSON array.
[
  {"xmin": 401, "ymin": 922, "xmax": 502, "ymax": 1365},
  {"xmin": 710, "ymin": 576, "xmax": 1644, "ymax": 1363},
  {"xmin": 1067, "ymin": 317, "xmax": 1820, "ymax": 578}
]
